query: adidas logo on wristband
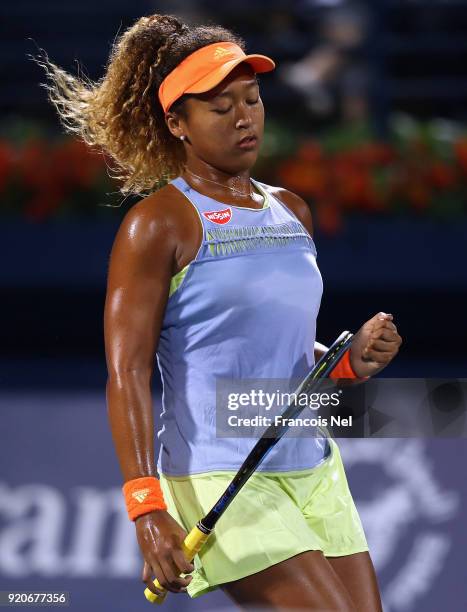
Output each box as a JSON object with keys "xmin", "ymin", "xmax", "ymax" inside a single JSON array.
[{"xmin": 132, "ymin": 488, "xmax": 150, "ymax": 503}]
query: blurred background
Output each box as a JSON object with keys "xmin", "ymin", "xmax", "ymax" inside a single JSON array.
[{"xmin": 1, "ymin": 0, "xmax": 466, "ymax": 610}]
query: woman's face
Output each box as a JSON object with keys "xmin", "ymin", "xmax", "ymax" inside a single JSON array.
[{"xmin": 171, "ymin": 63, "xmax": 265, "ymax": 175}]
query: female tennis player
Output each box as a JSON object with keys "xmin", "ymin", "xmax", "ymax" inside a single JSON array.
[{"xmin": 41, "ymin": 13, "xmax": 401, "ymax": 610}]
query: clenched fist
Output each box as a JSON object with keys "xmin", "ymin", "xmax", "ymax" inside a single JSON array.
[{"xmin": 349, "ymin": 312, "xmax": 402, "ymax": 378}]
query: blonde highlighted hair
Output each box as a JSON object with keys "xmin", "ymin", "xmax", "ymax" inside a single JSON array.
[{"xmin": 35, "ymin": 14, "xmax": 244, "ymax": 196}]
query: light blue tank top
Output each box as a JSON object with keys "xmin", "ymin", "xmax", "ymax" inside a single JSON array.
[{"xmin": 155, "ymin": 176, "xmax": 327, "ymax": 476}]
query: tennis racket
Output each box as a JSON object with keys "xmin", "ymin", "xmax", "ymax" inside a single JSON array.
[{"xmin": 144, "ymin": 330, "xmax": 353, "ymax": 604}]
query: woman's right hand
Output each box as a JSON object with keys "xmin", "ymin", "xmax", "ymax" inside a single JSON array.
[{"xmin": 136, "ymin": 510, "xmax": 195, "ymax": 595}]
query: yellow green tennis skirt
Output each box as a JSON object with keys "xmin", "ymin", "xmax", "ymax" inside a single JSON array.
[{"xmin": 159, "ymin": 438, "xmax": 369, "ymax": 598}]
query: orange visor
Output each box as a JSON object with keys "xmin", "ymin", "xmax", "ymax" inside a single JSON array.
[{"xmin": 158, "ymin": 41, "xmax": 275, "ymax": 114}]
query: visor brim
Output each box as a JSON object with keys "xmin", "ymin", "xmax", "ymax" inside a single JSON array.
[{"xmin": 184, "ymin": 54, "xmax": 276, "ymax": 96}]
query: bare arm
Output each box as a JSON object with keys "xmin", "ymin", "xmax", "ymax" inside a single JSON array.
[
  {"xmin": 104, "ymin": 197, "xmax": 174, "ymax": 480},
  {"xmin": 104, "ymin": 195, "xmax": 194, "ymax": 595}
]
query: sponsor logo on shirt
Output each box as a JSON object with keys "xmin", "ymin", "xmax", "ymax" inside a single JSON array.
[{"xmin": 202, "ymin": 208, "xmax": 232, "ymax": 224}]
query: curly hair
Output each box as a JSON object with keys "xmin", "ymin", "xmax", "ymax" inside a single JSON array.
[{"xmin": 35, "ymin": 14, "xmax": 245, "ymax": 196}]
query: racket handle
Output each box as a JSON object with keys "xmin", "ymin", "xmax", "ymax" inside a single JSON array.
[
  {"xmin": 144, "ymin": 524, "xmax": 211, "ymax": 605},
  {"xmin": 181, "ymin": 523, "xmax": 211, "ymax": 558}
]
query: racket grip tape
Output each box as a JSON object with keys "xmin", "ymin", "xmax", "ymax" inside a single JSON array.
[{"xmin": 144, "ymin": 525, "xmax": 211, "ymax": 605}]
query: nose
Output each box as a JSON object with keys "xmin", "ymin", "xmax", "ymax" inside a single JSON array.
[
  {"xmin": 234, "ymin": 103, "xmax": 252, "ymax": 129},
  {"xmin": 235, "ymin": 116, "xmax": 252, "ymax": 130}
]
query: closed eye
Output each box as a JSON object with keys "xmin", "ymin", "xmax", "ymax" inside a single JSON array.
[{"xmin": 212, "ymin": 97, "xmax": 260, "ymax": 114}]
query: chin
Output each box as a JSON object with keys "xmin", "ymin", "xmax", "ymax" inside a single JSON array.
[
  {"xmin": 210, "ymin": 164, "xmax": 250, "ymax": 177},
  {"xmin": 230, "ymin": 152, "xmax": 260, "ymax": 173}
]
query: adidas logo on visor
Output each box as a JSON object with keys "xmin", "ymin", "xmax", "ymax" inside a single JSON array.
[{"xmin": 213, "ymin": 47, "xmax": 232, "ymax": 60}]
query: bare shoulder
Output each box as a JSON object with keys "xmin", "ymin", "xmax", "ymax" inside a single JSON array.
[
  {"xmin": 112, "ymin": 183, "xmax": 190, "ymax": 256},
  {"xmin": 111, "ymin": 182, "xmax": 201, "ymax": 276},
  {"xmin": 260, "ymin": 182, "xmax": 314, "ymax": 237},
  {"xmin": 118, "ymin": 183, "xmax": 183, "ymax": 240}
]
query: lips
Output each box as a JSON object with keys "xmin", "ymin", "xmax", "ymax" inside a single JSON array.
[
  {"xmin": 237, "ymin": 134, "xmax": 257, "ymax": 145},
  {"xmin": 237, "ymin": 135, "xmax": 258, "ymax": 149}
]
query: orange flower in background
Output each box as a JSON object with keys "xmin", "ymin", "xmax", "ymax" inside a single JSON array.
[
  {"xmin": 428, "ymin": 162, "xmax": 457, "ymax": 189},
  {"xmin": 352, "ymin": 142, "xmax": 397, "ymax": 166},
  {"xmin": 5, "ymin": 137, "xmax": 109, "ymax": 220},
  {"xmin": 315, "ymin": 200, "xmax": 343, "ymax": 235},
  {"xmin": 278, "ymin": 139, "xmax": 327, "ymax": 198},
  {"xmin": 329, "ymin": 153, "xmax": 383, "ymax": 211},
  {"xmin": 17, "ymin": 140, "xmax": 50, "ymax": 188},
  {"xmin": 1, "ymin": 119, "xmax": 466, "ymax": 226},
  {"xmin": 278, "ymin": 159, "xmax": 326, "ymax": 198},
  {"xmin": 52, "ymin": 140, "xmax": 105, "ymax": 188},
  {"xmin": 15, "ymin": 140, "xmax": 63, "ymax": 220},
  {"xmin": 296, "ymin": 141, "xmax": 324, "ymax": 163},
  {"xmin": 406, "ymin": 182, "xmax": 432, "ymax": 211},
  {"xmin": 454, "ymin": 139, "xmax": 467, "ymax": 175},
  {"xmin": 0, "ymin": 142, "xmax": 15, "ymax": 193},
  {"xmin": 275, "ymin": 129, "xmax": 466, "ymax": 232},
  {"xmin": 334, "ymin": 168, "xmax": 368, "ymax": 208}
]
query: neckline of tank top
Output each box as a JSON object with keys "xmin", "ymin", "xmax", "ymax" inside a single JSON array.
[{"xmin": 176, "ymin": 175, "xmax": 270, "ymax": 211}]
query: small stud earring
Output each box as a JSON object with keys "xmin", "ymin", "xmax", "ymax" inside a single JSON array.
[{"xmin": 180, "ymin": 135, "xmax": 186, "ymax": 141}]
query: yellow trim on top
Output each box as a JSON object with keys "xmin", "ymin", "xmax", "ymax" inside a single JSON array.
[{"xmin": 169, "ymin": 264, "xmax": 190, "ymax": 298}]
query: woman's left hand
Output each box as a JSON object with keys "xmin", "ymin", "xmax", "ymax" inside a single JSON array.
[{"xmin": 349, "ymin": 312, "xmax": 403, "ymax": 378}]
